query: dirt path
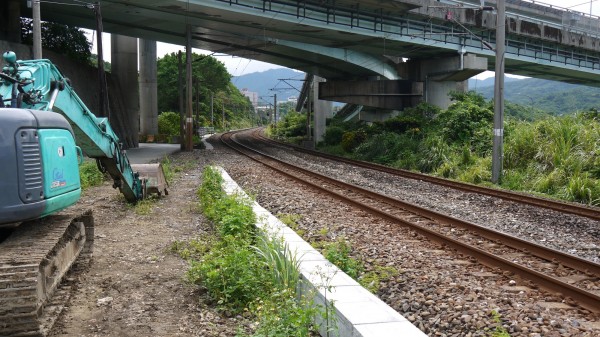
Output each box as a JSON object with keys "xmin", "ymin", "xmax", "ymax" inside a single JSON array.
[{"xmin": 49, "ymin": 150, "xmax": 247, "ymax": 337}]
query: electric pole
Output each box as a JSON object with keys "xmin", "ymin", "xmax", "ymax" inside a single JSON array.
[
  {"xmin": 492, "ymin": 0, "xmax": 505, "ymax": 184},
  {"xmin": 273, "ymin": 94, "xmax": 277, "ymax": 124},
  {"xmin": 210, "ymin": 92, "xmax": 214, "ymax": 127},
  {"xmin": 185, "ymin": 25, "xmax": 193, "ymax": 151},
  {"xmin": 31, "ymin": 0, "xmax": 42, "ymax": 59}
]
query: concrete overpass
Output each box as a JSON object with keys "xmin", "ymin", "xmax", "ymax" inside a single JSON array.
[{"xmin": 3, "ymin": 0, "xmax": 600, "ymax": 142}]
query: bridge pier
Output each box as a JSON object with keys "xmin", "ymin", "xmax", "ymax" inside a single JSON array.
[
  {"xmin": 139, "ymin": 39, "xmax": 158, "ymax": 138},
  {"xmin": 111, "ymin": 35, "xmax": 139, "ymax": 148},
  {"xmin": 0, "ymin": 0, "xmax": 21, "ymax": 43},
  {"xmin": 312, "ymin": 76, "xmax": 333, "ymax": 144},
  {"xmin": 400, "ymin": 53, "xmax": 487, "ymax": 109}
]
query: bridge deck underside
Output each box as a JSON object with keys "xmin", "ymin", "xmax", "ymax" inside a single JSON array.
[{"xmin": 23, "ymin": 0, "xmax": 600, "ymax": 86}]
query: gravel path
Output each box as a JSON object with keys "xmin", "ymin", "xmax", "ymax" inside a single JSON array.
[{"xmin": 219, "ymin": 131, "xmax": 600, "ymax": 337}]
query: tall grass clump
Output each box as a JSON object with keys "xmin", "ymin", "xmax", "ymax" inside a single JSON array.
[{"xmin": 79, "ymin": 160, "xmax": 105, "ymax": 189}]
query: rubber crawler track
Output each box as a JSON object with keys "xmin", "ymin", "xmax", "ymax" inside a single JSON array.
[{"xmin": 0, "ymin": 209, "xmax": 94, "ymax": 337}]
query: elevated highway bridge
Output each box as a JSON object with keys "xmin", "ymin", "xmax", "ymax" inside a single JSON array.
[{"xmin": 3, "ymin": 0, "xmax": 600, "ymax": 140}]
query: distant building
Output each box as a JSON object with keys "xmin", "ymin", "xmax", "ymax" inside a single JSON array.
[
  {"xmin": 287, "ymin": 96, "xmax": 298, "ymax": 104},
  {"xmin": 241, "ymin": 88, "xmax": 259, "ymax": 109}
]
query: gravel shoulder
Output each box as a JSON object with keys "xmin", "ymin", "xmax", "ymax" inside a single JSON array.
[{"xmin": 49, "ymin": 149, "xmax": 249, "ymax": 337}]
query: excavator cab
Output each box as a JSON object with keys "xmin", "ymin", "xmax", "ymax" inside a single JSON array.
[{"xmin": 0, "ymin": 51, "xmax": 168, "ymax": 225}]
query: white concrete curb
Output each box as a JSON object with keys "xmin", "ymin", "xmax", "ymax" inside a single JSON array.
[{"xmin": 215, "ymin": 166, "xmax": 426, "ymax": 337}]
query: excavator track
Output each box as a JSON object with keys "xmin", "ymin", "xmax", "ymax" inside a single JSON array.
[{"xmin": 0, "ymin": 209, "xmax": 94, "ymax": 337}]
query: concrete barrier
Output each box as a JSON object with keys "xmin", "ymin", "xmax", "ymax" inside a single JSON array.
[{"xmin": 216, "ymin": 166, "xmax": 427, "ymax": 337}]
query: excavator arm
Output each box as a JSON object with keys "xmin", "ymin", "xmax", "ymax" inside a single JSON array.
[{"xmin": 0, "ymin": 51, "xmax": 164, "ymax": 225}]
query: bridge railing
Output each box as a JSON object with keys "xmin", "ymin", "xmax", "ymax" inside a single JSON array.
[
  {"xmin": 220, "ymin": 0, "xmax": 600, "ymax": 72},
  {"xmin": 447, "ymin": 0, "xmax": 600, "ymax": 35}
]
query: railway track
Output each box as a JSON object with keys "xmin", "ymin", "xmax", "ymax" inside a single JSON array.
[
  {"xmin": 221, "ymin": 130, "xmax": 600, "ymax": 313},
  {"xmin": 253, "ymin": 129, "xmax": 600, "ymax": 221}
]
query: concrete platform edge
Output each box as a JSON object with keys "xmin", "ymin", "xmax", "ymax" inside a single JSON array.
[{"xmin": 215, "ymin": 166, "xmax": 427, "ymax": 337}]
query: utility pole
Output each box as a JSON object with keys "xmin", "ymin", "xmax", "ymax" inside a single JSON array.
[
  {"xmin": 222, "ymin": 101, "xmax": 225, "ymax": 130},
  {"xmin": 273, "ymin": 94, "xmax": 277, "ymax": 124},
  {"xmin": 492, "ymin": 0, "xmax": 505, "ymax": 184},
  {"xmin": 31, "ymin": 0, "xmax": 42, "ymax": 59},
  {"xmin": 178, "ymin": 51, "xmax": 184, "ymax": 149},
  {"xmin": 210, "ymin": 92, "xmax": 214, "ymax": 127},
  {"xmin": 94, "ymin": 2, "xmax": 109, "ymax": 120},
  {"xmin": 185, "ymin": 25, "xmax": 193, "ymax": 151}
]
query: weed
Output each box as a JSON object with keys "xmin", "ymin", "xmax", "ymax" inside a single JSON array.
[
  {"xmin": 322, "ymin": 238, "xmax": 363, "ymax": 279},
  {"xmin": 489, "ymin": 310, "xmax": 511, "ymax": 337},
  {"xmin": 253, "ymin": 235, "xmax": 301, "ymax": 291},
  {"xmin": 79, "ymin": 160, "xmax": 105, "ymax": 189},
  {"xmin": 132, "ymin": 198, "xmax": 156, "ymax": 215},
  {"xmin": 161, "ymin": 157, "xmax": 174, "ymax": 184},
  {"xmin": 191, "ymin": 166, "xmax": 337, "ymax": 335},
  {"xmin": 358, "ymin": 266, "xmax": 399, "ymax": 294},
  {"xmin": 187, "ymin": 236, "xmax": 269, "ymax": 311}
]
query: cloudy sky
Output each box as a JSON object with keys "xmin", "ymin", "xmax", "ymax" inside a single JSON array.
[{"xmin": 86, "ymin": 0, "xmax": 599, "ymax": 77}]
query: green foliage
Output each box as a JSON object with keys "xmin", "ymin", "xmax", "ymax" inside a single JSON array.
[
  {"xmin": 248, "ymin": 288, "xmax": 317, "ymax": 337},
  {"xmin": 21, "ymin": 18, "xmax": 91, "ymax": 64},
  {"xmin": 489, "ymin": 310, "xmax": 511, "ymax": 337},
  {"xmin": 253, "ymin": 236, "xmax": 300, "ymax": 291},
  {"xmin": 354, "ymin": 132, "xmax": 418, "ymax": 165},
  {"xmin": 439, "ymin": 91, "xmax": 493, "ymax": 147},
  {"xmin": 187, "ymin": 236, "xmax": 269, "ymax": 311},
  {"xmin": 341, "ymin": 130, "xmax": 367, "ymax": 152},
  {"xmin": 79, "ymin": 161, "xmax": 105, "ymax": 190},
  {"xmin": 198, "ymin": 168, "xmax": 256, "ymax": 240},
  {"xmin": 158, "ymin": 111, "xmax": 181, "ymax": 137},
  {"xmin": 359, "ymin": 266, "xmax": 399, "ymax": 294},
  {"xmin": 323, "ymin": 238, "xmax": 363, "ymax": 279},
  {"xmin": 191, "ymin": 166, "xmax": 323, "ymax": 335},
  {"xmin": 418, "ymin": 136, "xmax": 452, "ymax": 173},
  {"xmin": 318, "ymin": 90, "xmax": 600, "ymax": 205},
  {"xmin": 157, "ymin": 52, "xmax": 230, "ymax": 113},
  {"xmin": 323, "ymin": 126, "xmax": 345, "ymax": 146},
  {"xmin": 133, "ymin": 198, "xmax": 156, "ymax": 215},
  {"xmin": 270, "ymin": 111, "xmax": 306, "ymax": 139}
]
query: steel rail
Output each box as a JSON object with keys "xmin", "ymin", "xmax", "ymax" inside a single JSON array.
[
  {"xmin": 221, "ymin": 130, "xmax": 600, "ymax": 313},
  {"xmin": 254, "ymin": 130, "xmax": 600, "ymax": 221}
]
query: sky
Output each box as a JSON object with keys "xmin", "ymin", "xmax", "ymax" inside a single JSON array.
[{"xmin": 86, "ymin": 0, "xmax": 600, "ymax": 78}]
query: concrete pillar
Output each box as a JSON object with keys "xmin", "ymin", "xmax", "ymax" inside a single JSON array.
[
  {"xmin": 139, "ymin": 39, "xmax": 158, "ymax": 137},
  {"xmin": 0, "ymin": 0, "xmax": 21, "ymax": 43},
  {"xmin": 111, "ymin": 35, "xmax": 139, "ymax": 147},
  {"xmin": 312, "ymin": 76, "xmax": 333, "ymax": 144},
  {"xmin": 400, "ymin": 53, "xmax": 486, "ymax": 110}
]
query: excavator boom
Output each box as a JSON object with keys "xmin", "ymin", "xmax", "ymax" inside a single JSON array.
[{"xmin": 0, "ymin": 51, "xmax": 166, "ymax": 225}]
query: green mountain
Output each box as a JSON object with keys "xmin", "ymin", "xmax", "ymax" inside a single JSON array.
[
  {"xmin": 469, "ymin": 77, "xmax": 600, "ymax": 115},
  {"xmin": 232, "ymin": 68, "xmax": 305, "ymax": 104}
]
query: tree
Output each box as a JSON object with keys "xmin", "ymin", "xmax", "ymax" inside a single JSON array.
[
  {"xmin": 20, "ymin": 18, "xmax": 91, "ymax": 64},
  {"xmin": 157, "ymin": 52, "xmax": 231, "ymax": 113}
]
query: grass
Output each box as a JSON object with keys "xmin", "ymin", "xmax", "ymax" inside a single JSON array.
[
  {"xmin": 79, "ymin": 160, "xmax": 106, "ymax": 189},
  {"xmin": 182, "ymin": 166, "xmax": 328, "ymax": 336}
]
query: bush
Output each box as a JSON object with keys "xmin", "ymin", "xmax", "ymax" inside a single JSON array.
[
  {"xmin": 79, "ymin": 161, "xmax": 105, "ymax": 189},
  {"xmin": 323, "ymin": 126, "xmax": 345, "ymax": 146},
  {"xmin": 353, "ymin": 132, "xmax": 407, "ymax": 165},
  {"xmin": 418, "ymin": 136, "xmax": 452, "ymax": 173},
  {"xmin": 158, "ymin": 111, "xmax": 181, "ymax": 136},
  {"xmin": 323, "ymin": 238, "xmax": 363, "ymax": 279},
  {"xmin": 187, "ymin": 236, "xmax": 269, "ymax": 310},
  {"xmin": 341, "ymin": 130, "xmax": 367, "ymax": 152}
]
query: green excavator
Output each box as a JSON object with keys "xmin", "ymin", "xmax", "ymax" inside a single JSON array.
[{"xmin": 0, "ymin": 51, "xmax": 167, "ymax": 336}]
